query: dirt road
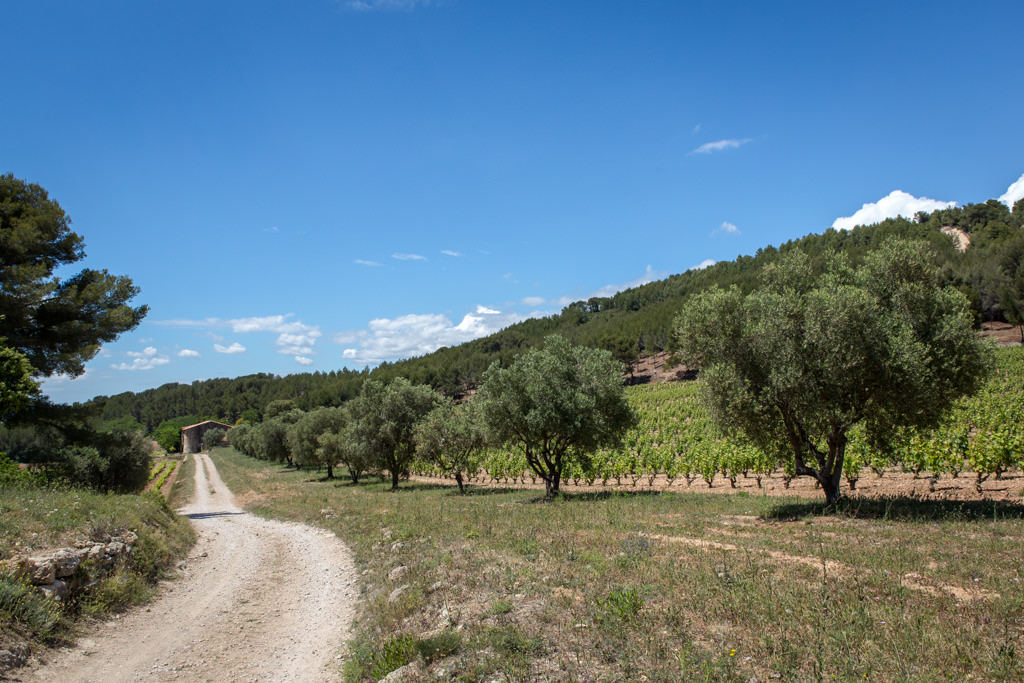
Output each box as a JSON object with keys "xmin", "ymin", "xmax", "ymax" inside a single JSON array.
[{"xmin": 20, "ymin": 453, "xmax": 358, "ymax": 682}]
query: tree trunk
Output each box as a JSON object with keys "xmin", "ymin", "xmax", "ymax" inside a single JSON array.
[
  {"xmin": 821, "ymin": 475, "xmax": 842, "ymax": 505},
  {"xmin": 391, "ymin": 469, "xmax": 400, "ymax": 490},
  {"xmin": 455, "ymin": 471, "xmax": 465, "ymax": 494},
  {"xmin": 544, "ymin": 470, "xmax": 561, "ymax": 499},
  {"xmin": 326, "ymin": 462, "xmax": 334, "ymax": 480}
]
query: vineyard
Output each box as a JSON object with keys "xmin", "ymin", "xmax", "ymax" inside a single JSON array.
[
  {"xmin": 146, "ymin": 457, "xmax": 181, "ymax": 495},
  {"xmin": 413, "ymin": 346, "xmax": 1024, "ymax": 497}
]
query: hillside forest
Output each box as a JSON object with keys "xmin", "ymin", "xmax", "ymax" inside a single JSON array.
[{"xmin": 83, "ymin": 198, "xmax": 1024, "ymax": 432}]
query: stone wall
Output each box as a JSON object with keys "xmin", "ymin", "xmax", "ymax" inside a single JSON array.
[{"xmin": 1, "ymin": 530, "xmax": 137, "ymax": 603}]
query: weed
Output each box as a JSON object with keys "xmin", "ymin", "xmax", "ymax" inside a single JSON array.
[
  {"xmin": 0, "ymin": 571, "xmax": 67, "ymax": 643},
  {"xmin": 594, "ymin": 586, "xmax": 644, "ymax": 625},
  {"xmin": 490, "ymin": 599, "xmax": 514, "ymax": 616}
]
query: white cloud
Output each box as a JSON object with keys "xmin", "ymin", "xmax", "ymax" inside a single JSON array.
[
  {"xmin": 691, "ymin": 259, "xmax": 716, "ymax": 271},
  {"xmin": 998, "ymin": 172, "xmax": 1024, "ymax": 209},
  {"xmin": 441, "ymin": 250, "xmax": 462, "ymax": 257},
  {"xmin": 214, "ymin": 342, "xmax": 246, "ymax": 355},
  {"xmin": 692, "ymin": 124, "xmax": 701, "ymax": 134},
  {"xmin": 177, "ymin": 349, "xmax": 200, "ymax": 358},
  {"xmin": 127, "ymin": 346, "xmax": 158, "ymax": 358},
  {"xmin": 355, "ymin": 259, "xmax": 382, "ymax": 267},
  {"xmin": 832, "ymin": 190, "xmax": 956, "ymax": 230},
  {"xmin": 521, "ymin": 296, "xmax": 547, "ymax": 306},
  {"xmin": 44, "ymin": 369, "xmax": 89, "ymax": 386},
  {"xmin": 712, "ymin": 221, "xmax": 740, "ymax": 236},
  {"xmin": 113, "ymin": 346, "xmax": 170, "ymax": 371},
  {"xmin": 162, "ymin": 314, "xmax": 323, "ymax": 359},
  {"xmin": 295, "ymin": 356, "xmax": 315, "ymax": 366},
  {"xmin": 264, "ymin": 226, "xmax": 279, "ymax": 233},
  {"xmin": 336, "ymin": 307, "xmax": 529, "ymax": 366},
  {"xmin": 691, "ymin": 138, "xmax": 752, "ymax": 154},
  {"xmin": 392, "ymin": 253, "xmax": 427, "ymax": 261}
]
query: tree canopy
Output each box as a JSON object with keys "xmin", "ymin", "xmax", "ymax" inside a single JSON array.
[
  {"xmin": 347, "ymin": 378, "xmax": 442, "ymax": 490},
  {"xmin": 0, "ymin": 174, "xmax": 147, "ymax": 380},
  {"xmin": 478, "ymin": 334, "xmax": 636, "ymax": 499},
  {"xmin": 414, "ymin": 398, "xmax": 486, "ymax": 494},
  {"xmin": 674, "ymin": 240, "xmax": 991, "ymax": 504}
]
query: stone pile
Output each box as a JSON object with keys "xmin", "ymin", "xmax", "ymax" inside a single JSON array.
[{"xmin": 1, "ymin": 530, "xmax": 138, "ymax": 602}]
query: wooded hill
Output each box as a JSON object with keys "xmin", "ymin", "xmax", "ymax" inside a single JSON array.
[{"xmin": 90, "ymin": 198, "xmax": 1024, "ymax": 433}]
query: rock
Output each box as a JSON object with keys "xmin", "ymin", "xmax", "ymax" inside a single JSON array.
[
  {"xmin": 84, "ymin": 544, "xmax": 105, "ymax": 564},
  {"xmin": 436, "ymin": 606, "xmax": 454, "ymax": 629},
  {"xmin": 388, "ymin": 585, "xmax": 409, "ymax": 604},
  {"xmin": 390, "ymin": 542, "xmax": 404, "ymax": 553},
  {"xmin": 427, "ymin": 581, "xmax": 444, "ymax": 593},
  {"xmin": 0, "ymin": 642, "xmax": 30, "ymax": 670},
  {"xmin": 0, "ymin": 556, "xmax": 30, "ymax": 579},
  {"xmin": 378, "ymin": 659, "xmax": 424, "ymax": 682},
  {"xmin": 39, "ymin": 579, "xmax": 69, "ymax": 602},
  {"xmin": 387, "ymin": 565, "xmax": 408, "ymax": 582},
  {"xmin": 52, "ymin": 548, "xmax": 81, "ymax": 578},
  {"xmin": 26, "ymin": 556, "xmax": 56, "ymax": 585}
]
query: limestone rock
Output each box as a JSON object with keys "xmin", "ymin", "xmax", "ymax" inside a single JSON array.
[
  {"xmin": 378, "ymin": 659, "xmax": 424, "ymax": 683},
  {"xmin": 388, "ymin": 584, "xmax": 409, "ymax": 604},
  {"xmin": 39, "ymin": 579, "xmax": 69, "ymax": 602},
  {"xmin": 52, "ymin": 548, "xmax": 81, "ymax": 578},
  {"xmin": 387, "ymin": 565, "xmax": 408, "ymax": 582},
  {"xmin": 26, "ymin": 556, "xmax": 55, "ymax": 585},
  {"xmin": 0, "ymin": 642, "xmax": 30, "ymax": 671}
]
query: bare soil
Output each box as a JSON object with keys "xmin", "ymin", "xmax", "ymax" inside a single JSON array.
[{"xmin": 16, "ymin": 453, "xmax": 358, "ymax": 683}]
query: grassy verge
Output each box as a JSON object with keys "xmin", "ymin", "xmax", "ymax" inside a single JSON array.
[
  {"xmin": 0, "ymin": 478, "xmax": 196, "ymax": 662},
  {"xmin": 210, "ymin": 447, "xmax": 1024, "ymax": 682},
  {"xmin": 166, "ymin": 453, "xmax": 197, "ymax": 510}
]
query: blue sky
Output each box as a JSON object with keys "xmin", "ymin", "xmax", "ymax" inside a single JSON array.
[{"xmin": 3, "ymin": 0, "xmax": 1022, "ymax": 404}]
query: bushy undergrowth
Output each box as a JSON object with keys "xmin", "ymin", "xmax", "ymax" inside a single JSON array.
[{"xmin": 212, "ymin": 447, "xmax": 1024, "ymax": 682}]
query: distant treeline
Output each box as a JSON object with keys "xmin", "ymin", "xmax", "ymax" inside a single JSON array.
[{"xmin": 89, "ymin": 198, "xmax": 1024, "ymax": 433}]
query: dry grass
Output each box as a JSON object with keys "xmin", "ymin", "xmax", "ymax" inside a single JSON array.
[{"xmin": 211, "ymin": 448, "xmax": 1024, "ymax": 682}]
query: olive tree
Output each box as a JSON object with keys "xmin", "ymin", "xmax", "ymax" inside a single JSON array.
[
  {"xmin": 317, "ymin": 428, "xmax": 372, "ymax": 484},
  {"xmin": 674, "ymin": 241, "xmax": 991, "ymax": 504},
  {"xmin": 347, "ymin": 378, "xmax": 442, "ymax": 490},
  {"xmin": 415, "ymin": 398, "xmax": 486, "ymax": 494},
  {"xmin": 203, "ymin": 427, "xmax": 227, "ymax": 451},
  {"xmin": 287, "ymin": 406, "xmax": 346, "ymax": 478},
  {"xmin": 478, "ymin": 335, "xmax": 636, "ymax": 499}
]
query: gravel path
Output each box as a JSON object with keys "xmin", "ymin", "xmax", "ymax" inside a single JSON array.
[{"xmin": 19, "ymin": 452, "xmax": 358, "ymax": 682}]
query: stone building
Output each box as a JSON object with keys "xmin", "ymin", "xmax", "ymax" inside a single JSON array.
[{"xmin": 180, "ymin": 420, "xmax": 234, "ymax": 454}]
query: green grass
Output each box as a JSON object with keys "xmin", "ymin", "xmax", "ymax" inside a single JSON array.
[
  {"xmin": 210, "ymin": 447, "xmax": 1024, "ymax": 682},
  {"xmin": 0, "ymin": 480, "xmax": 196, "ymax": 655},
  {"xmin": 166, "ymin": 453, "xmax": 196, "ymax": 509}
]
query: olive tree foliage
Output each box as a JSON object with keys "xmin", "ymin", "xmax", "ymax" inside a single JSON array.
[
  {"xmin": 674, "ymin": 241, "xmax": 991, "ymax": 504},
  {"xmin": 347, "ymin": 378, "xmax": 442, "ymax": 490},
  {"xmin": 0, "ymin": 174, "xmax": 147, "ymax": 380},
  {"xmin": 286, "ymin": 406, "xmax": 346, "ymax": 479},
  {"xmin": 317, "ymin": 428, "xmax": 372, "ymax": 484},
  {"xmin": 203, "ymin": 427, "xmax": 227, "ymax": 451},
  {"xmin": 415, "ymin": 397, "xmax": 486, "ymax": 494},
  {"xmin": 478, "ymin": 334, "xmax": 637, "ymax": 499},
  {"xmin": 226, "ymin": 422, "xmax": 253, "ymax": 454}
]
